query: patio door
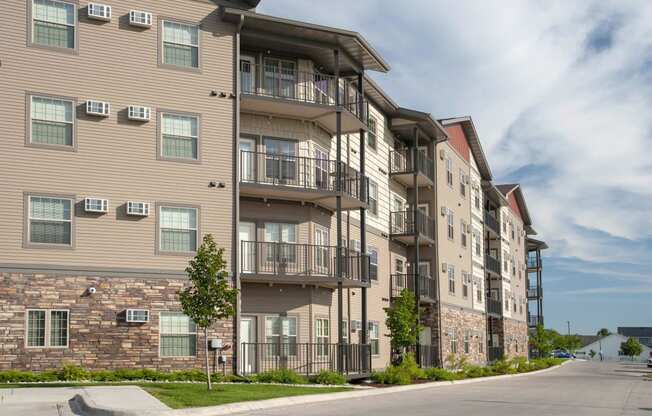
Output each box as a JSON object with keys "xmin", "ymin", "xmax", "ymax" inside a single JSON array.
[
  {"xmin": 240, "ymin": 137, "xmax": 256, "ymax": 182},
  {"xmin": 264, "ymin": 138, "xmax": 296, "ymax": 185},
  {"xmin": 418, "ymin": 261, "xmax": 431, "ymax": 297},
  {"xmin": 264, "ymin": 58, "xmax": 296, "ymax": 99},
  {"xmin": 239, "ymin": 222, "xmax": 255, "ymax": 273},
  {"xmin": 314, "ymin": 226, "xmax": 330, "ymax": 275},
  {"xmin": 240, "ymin": 55, "xmax": 256, "ymax": 94},
  {"xmin": 240, "ymin": 316, "xmax": 256, "ymax": 374},
  {"xmin": 314, "ymin": 146, "xmax": 329, "ymax": 190}
]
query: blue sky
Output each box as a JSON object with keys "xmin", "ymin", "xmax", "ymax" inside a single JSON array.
[{"xmin": 258, "ymin": 1, "xmax": 652, "ymax": 335}]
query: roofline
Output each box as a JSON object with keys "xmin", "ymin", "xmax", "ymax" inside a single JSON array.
[
  {"xmin": 221, "ymin": 7, "xmax": 390, "ymax": 72},
  {"xmin": 439, "ymin": 116, "xmax": 493, "ymax": 180},
  {"xmin": 527, "ymin": 237, "xmax": 548, "ymax": 250},
  {"xmin": 363, "ymin": 75, "xmax": 399, "ymax": 111},
  {"xmin": 395, "ymin": 107, "xmax": 449, "ymax": 141},
  {"xmin": 482, "ymin": 181, "xmax": 509, "ymax": 206}
]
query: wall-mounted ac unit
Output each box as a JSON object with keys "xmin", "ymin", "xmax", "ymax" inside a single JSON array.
[
  {"xmin": 466, "ymin": 224, "xmax": 472, "ymax": 233},
  {"xmin": 84, "ymin": 197, "xmax": 109, "ymax": 213},
  {"xmin": 441, "ymin": 262, "xmax": 447, "ymax": 273},
  {"xmin": 128, "ymin": 106, "xmax": 151, "ymax": 121},
  {"xmin": 88, "ymin": 3, "xmax": 112, "ymax": 21},
  {"xmin": 86, "ymin": 100, "xmax": 110, "ymax": 117},
  {"xmin": 440, "ymin": 206, "xmax": 447, "ymax": 216},
  {"xmin": 129, "ymin": 10, "xmax": 153, "ymax": 28},
  {"xmin": 351, "ymin": 320, "xmax": 362, "ymax": 331},
  {"xmin": 439, "ymin": 149, "xmax": 446, "ymax": 160},
  {"xmin": 126, "ymin": 309, "xmax": 149, "ymax": 323},
  {"xmin": 127, "ymin": 201, "xmax": 150, "ymax": 216}
]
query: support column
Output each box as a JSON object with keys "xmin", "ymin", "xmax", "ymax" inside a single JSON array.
[
  {"xmin": 413, "ymin": 127, "xmax": 421, "ymax": 365},
  {"xmin": 357, "ymin": 72, "xmax": 368, "ymax": 372},
  {"xmin": 334, "ymin": 49, "xmax": 344, "ymax": 372}
]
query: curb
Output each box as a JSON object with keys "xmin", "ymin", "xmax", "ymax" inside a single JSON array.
[{"xmin": 76, "ymin": 361, "xmax": 572, "ymax": 416}]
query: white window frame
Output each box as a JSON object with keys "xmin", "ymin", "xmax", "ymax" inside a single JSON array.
[
  {"xmin": 265, "ymin": 315, "xmax": 298, "ymax": 356},
  {"xmin": 158, "ymin": 206, "xmax": 198, "ymax": 254},
  {"xmin": 463, "ymin": 330, "xmax": 471, "ymax": 354},
  {"xmin": 315, "ymin": 318, "xmax": 330, "ymax": 356},
  {"xmin": 159, "ymin": 311, "xmax": 197, "ymax": 357},
  {"xmin": 162, "ymin": 20, "xmax": 200, "ymax": 69},
  {"xmin": 27, "ymin": 195, "xmax": 73, "ymax": 247},
  {"xmin": 462, "ymin": 272, "xmax": 469, "ymax": 299},
  {"xmin": 367, "ymin": 117, "xmax": 377, "ymax": 150},
  {"xmin": 160, "ymin": 113, "xmax": 199, "ymax": 161},
  {"xmin": 448, "ymin": 264, "xmax": 455, "ymax": 294},
  {"xmin": 369, "ymin": 321, "xmax": 380, "ymax": 356},
  {"xmin": 450, "ymin": 330, "xmax": 458, "ymax": 354},
  {"xmin": 368, "ymin": 180, "xmax": 379, "ymax": 216},
  {"xmin": 461, "ymin": 220, "xmax": 467, "ymax": 247},
  {"xmin": 447, "ymin": 209, "xmax": 454, "ymax": 241},
  {"xmin": 30, "ymin": 95, "xmax": 75, "ymax": 148},
  {"xmin": 368, "ymin": 246, "xmax": 379, "ymax": 281},
  {"xmin": 25, "ymin": 309, "xmax": 69, "ymax": 348},
  {"xmin": 30, "ymin": 0, "xmax": 77, "ymax": 50},
  {"xmin": 459, "ymin": 169, "xmax": 466, "ymax": 197},
  {"xmin": 446, "ymin": 157, "xmax": 453, "ymax": 187}
]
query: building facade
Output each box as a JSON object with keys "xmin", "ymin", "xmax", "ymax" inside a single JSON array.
[{"xmin": 0, "ymin": 0, "xmax": 547, "ymax": 374}]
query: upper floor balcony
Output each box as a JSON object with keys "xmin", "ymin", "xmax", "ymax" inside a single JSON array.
[
  {"xmin": 239, "ymin": 150, "xmax": 369, "ymax": 211},
  {"xmin": 240, "ymin": 241, "xmax": 369, "ymax": 288},
  {"xmin": 240, "ymin": 62, "xmax": 368, "ymax": 135},
  {"xmin": 486, "ymin": 298, "xmax": 503, "ymax": 317},
  {"xmin": 485, "ymin": 254, "xmax": 501, "ymax": 276},
  {"xmin": 528, "ymin": 256, "xmax": 542, "ymax": 270},
  {"xmin": 389, "ymin": 210, "xmax": 436, "ymax": 245},
  {"xmin": 527, "ymin": 287, "xmax": 542, "ymax": 299},
  {"xmin": 390, "ymin": 273, "xmax": 436, "ymax": 303},
  {"xmin": 389, "ymin": 148, "xmax": 435, "ymax": 187},
  {"xmin": 484, "ymin": 211, "xmax": 500, "ymax": 236},
  {"xmin": 528, "ymin": 314, "xmax": 543, "ymax": 328}
]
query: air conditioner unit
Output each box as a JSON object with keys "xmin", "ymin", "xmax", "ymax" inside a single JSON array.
[
  {"xmin": 466, "ymin": 224, "xmax": 472, "ymax": 233},
  {"xmin": 441, "ymin": 262, "xmax": 447, "ymax": 273},
  {"xmin": 440, "ymin": 206, "xmax": 447, "ymax": 216},
  {"xmin": 439, "ymin": 149, "xmax": 446, "ymax": 160},
  {"xmin": 125, "ymin": 309, "xmax": 149, "ymax": 323},
  {"xmin": 86, "ymin": 100, "xmax": 110, "ymax": 117},
  {"xmin": 127, "ymin": 201, "xmax": 150, "ymax": 216},
  {"xmin": 351, "ymin": 320, "xmax": 362, "ymax": 331},
  {"xmin": 129, "ymin": 10, "xmax": 153, "ymax": 27},
  {"xmin": 84, "ymin": 197, "xmax": 109, "ymax": 213},
  {"xmin": 128, "ymin": 106, "xmax": 151, "ymax": 121},
  {"xmin": 88, "ymin": 3, "xmax": 111, "ymax": 21}
]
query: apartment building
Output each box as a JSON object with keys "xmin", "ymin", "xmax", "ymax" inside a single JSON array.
[{"xmin": 0, "ymin": 0, "xmax": 548, "ymax": 376}]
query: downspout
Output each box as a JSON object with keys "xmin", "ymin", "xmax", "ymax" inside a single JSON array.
[
  {"xmin": 334, "ymin": 49, "xmax": 344, "ymax": 372},
  {"xmin": 413, "ymin": 128, "xmax": 421, "ymax": 365},
  {"xmin": 232, "ymin": 13, "xmax": 244, "ymax": 375}
]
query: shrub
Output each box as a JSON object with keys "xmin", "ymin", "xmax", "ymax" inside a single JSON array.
[
  {"xmin": 510, "ymin": 357, "xmax": 531, "ymax": 373},
  {"xmin": 313, "ymin": 370, "xmax": 346, "ymax": 385},
  {"xmin": 489, "ymin": 359, "xmax": 516, "ymax": 375},
  {"xmin": 463, "ymin": 365, "xmax": 486, "ymax": 378},
  {"xmin": 371, "ymin": 366, "xmax": 412, "ymax": 385},
  {"xmin": 59, "ymin": 364, "xmax": 89, "ymax": 381},
  {"xmin": 424, "ymin": 367, "xmax": 463, "ymax": 381},
  {"xmin": 252, "ymin": 369, "xmax": 307, "ymax": 384},
  {"xmin": 224, "ymin": 374, "xmax": 252, "ymax": 383}
]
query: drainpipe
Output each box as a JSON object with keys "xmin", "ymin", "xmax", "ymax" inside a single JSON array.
[
  {"xmin": 334, "ymin": 49, "xmax": 344, "ymax": 372},
  {"xmin": 413, "ymin": 127, "xmax": 421, "ymax": 365},
  {"xmin": 358, "ymin": 72, "xmax": 368, "ymax": 369}
]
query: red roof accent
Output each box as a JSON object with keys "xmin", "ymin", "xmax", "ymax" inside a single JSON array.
[
  {"xmin": 444, "ymin": 124, "xmax": 470, "ymax": 162},
  {"xmin": 507, "ymin": 192, "xmax": 523, "ymax": 221}
]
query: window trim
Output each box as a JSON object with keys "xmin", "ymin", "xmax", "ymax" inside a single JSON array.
[
  {"xmin": 367, "ymin": 116, "xmax": 378, "ymax": 150},
  {"xmin": 27, "ymin": 0, "xmax": 79, "ymax": 54},
  {"xmin": 23, "ymin": 192, "xmax": 76, "ymax": 249},
  {"xmin": 448, "ymin": 264, "xmax": 455, "ymax": 295},
  {"xmin": 159, "ymin": 18, "xmax": 202, "ymax": 72},
  {"xmin": 368, "ymin": 179, "xmax": 379, "ymax": 217},
  {"xmin": 446, "ymin": 208, "xmax": 454, "ymax": 241},
  {"xmin": 157, "ymin": 110, "xmax": 202, "ymax": 163},
  {"xmin": 155, "ymin": 202, "xmax": 200, "ymax": 256},
  {"xmin": 25, "ymin": 308, "xmax": 69, "ymax": 349},
  {"xmin": 369, "ymin": 321, "xmax": 380, "ymax": 356},
  {"xmin": 315, "ymin": 317, "xmax": 330, "ymax": 357},
  {"xmin": 25, "ymin": 92, "xmax": 78, "ymax": 152},
  {"xmin": 445, "ymin": 157, "xmax": 453, "ymax": 188},
  {"xmin": 159, "ymin": 311, "xmax": 198, "ymax": 358},
  {"xmin": 264, "ymin": 315, "xmax": 299, "ymax": 357}
]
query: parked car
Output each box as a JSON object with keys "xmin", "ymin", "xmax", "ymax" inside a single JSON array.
[
  {"xmin": 647, "ymin": 358, "xmax": 652, "ymax": 368},
  {"xmin": 552, "ymin": 350, "xmax": 575, "ymax": 359}
]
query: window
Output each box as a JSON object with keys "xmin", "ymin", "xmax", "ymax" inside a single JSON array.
[
  {"xmin": 160, "ymin": 312, "xmax": 197, "ymax": 357},
  {"xmin": 474, "ymin": 188, "xmax": 480, "ymax": 210},
  {"xmin": 264, "ymin": 58, "xmax": 296, "ymax": 98},
  {"xmin": 369, "ymin": 321, "xmax": 380, "ymax": 355},
  {"xmin": 31, "ymin": 0, "xmax": 76, "ymax": 50},
  {"xmin": 510, "ymin": 223, "xmax": 515, "ymax": 240},
  {"xmin": 476, "ymin": 280, "xmax": 483, "ymax": 303},
  {"xmin": 265, "ymin": 316, "xmax": 297, "ymax": 356},
  {"xmin": 464, "ymin": 330, "xmax": 470, "ymax": 354},
  {"xmin": 513, "ymin": 297, "xmax": 517, "ymax": 313},
  {"xmin": 395, "ymin": 258, "xmax": 404, "ymax": 274},
  {"xmin": 447, "ymin": 209, "xmax": 454, "ymax": 240},
  {"xmin": 367, "ymin": 117, "xmax": 377, "ymax": 150},
  {"xmin": 161, "ymin": 114, "xmax": 198, "ymax": 160},
  {"xmin": 461, "ymin": 220, "xmax": 467, "ymax": 247},
  {"xmin": 450, "ymin": 330, "xmax": 458, "ymax": 354},
  {"xmin": 28, "ymin": 195, "xmax": 72, "ymax": 246},
  {"xmin": 368, "ymin": 180, "xmax": 378, "ymax": 216},
  {"xmin": 26, "ymin": 309, "xmax": 68, "ymax": 348},
  {"xmin": 446, "ymin": 157, "xmax": 453, "ymax": 187},
  {"xmin": 342, "ymin": 320, "xmax": 349, "ymax": 343},
  {"xmin": 503, "ymin": 218, "xmax": 508, "ymax": 234},
  {"xmin": 478, "ymin": 332, "xmax": 484, "ymax": 354},
  {"xmin": 315, "ymin": 318, "xmax": 329, "ymax": 356},
  {"xmin": 264, "ymin": 138, "xmax": 297, "ymax": 183},
  {"xmin": 314, "ymin": 226, "xmax": 330, "ymax": 271},
  {"xmin": 504, "ymin": 290, "xmax": 509, "ymax": 311},
  {"xmin": 503, "ymin": 251, "xmax": 509, "ymax": 273},
  {"xmin": 459, "ymin": 170, "xmax": 466, "ymax": 197},
  {"xmin": 448, "ymin": 264, "xmax": 455, "ymax": 294},
  {"xmin": 162, "ymin": 21, "xmax": 199, "ymax": 69},
  {"xmin": 30, "ymin": 96, "xmax": 74, "ymax": 147},
  {"xmin": 159, "ymin": 206, "xmax": 198, "ymax": 253},
  {"xmin": 462, "ymin": 273, "xmax": 469, "ymax": 299},
  {"xmin": 265, "ymin": 223, "xmax": 297, "ymax": 263},
  {"xmin": 474, "ymin": 232, "xmax": 481, "ymax": 256},
  {"xmin": 368, "ymin": 246, "xmax": 378, "ymax": 281}
]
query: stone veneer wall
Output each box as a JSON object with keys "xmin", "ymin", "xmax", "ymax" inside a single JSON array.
[
  {"xmin": 0, "ymin": 273, "xmax": 234, "ymax": 372},
  {"xmin": 500, "ymin": 318, "xmax": 529, "ymax": 360}
]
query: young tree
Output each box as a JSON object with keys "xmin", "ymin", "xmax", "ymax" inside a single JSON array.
[
  {"xmin": 384, "ymin": 289, "xmax": 422, "ymax": 358},
  {"xmin": 559, "ymin": 334, "xmax": 582, "ymax": 354},
  {"xmin": 597, "ymin": 328, "xmax": 611, "ymax": 337},
  {"xmin": 529, "ymin": 324, "xmax": 558, "ymax": 357},
  {"xmin": 180, "ymin": 234, "xmax": 238, "ymax": 390},
  {"xmin": 589, "ymin": 349, "xmax": 597, "ymax": 359},
  {"xmin": 620, "ymin": 337, "xmax": 643, "ymax": 361}
]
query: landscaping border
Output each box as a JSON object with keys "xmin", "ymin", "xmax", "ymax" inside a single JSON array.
[{"xmin": 72, "ymin": 360, "xmax": 573, "ymax": 416}]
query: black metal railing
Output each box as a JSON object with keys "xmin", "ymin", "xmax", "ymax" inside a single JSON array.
[
  {"xmin": 241, "ymin": 241, "xmax": 369, "ymax": 283},
  {"xmin": 389, "ymin": 210, "xmax": 436, "ymax": 241},
  {"xmin": 527, "ymin": 287, "xmax": 542, "ymax": 298},
  {"xmin": 240, "ymin": 150, "xmax": 369, "ymax": 204},
  {"xmin": 484, "ymin": 211, "xmax": 500, "ymax": 234},
  {"xmin": 390, "ymin": 273, "xmax": 436, "ymax": 301},
  {"xmin": 487, "ymin": 299, "xmax": 503, "ymax": 316},
  {"xmin": 485, "ymin": 255, "xmax": 501, "ymax": 275},
  {"xmin": 389, "ymin": 148, "xmax": 435, "ymax": 182},
  {"xmin": 528, "ymin": 315, "xmax": 543, "ymax": 327},
  {"xmin": 240, "ymin": 343, "xmax": 371, "ymax": 376},
  {"xmin": 488, "ymin": 346, "xmax": 503, "ymax": 362},
  {"xmin": 239, "ymin": 63, "xmax": 368, "ymax": 123},
  {"xmin": 528, "ymin": 257, "xmax": 541, "ymax": 269}
]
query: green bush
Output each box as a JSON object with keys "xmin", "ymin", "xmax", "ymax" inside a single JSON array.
[
  {"xmin": 223, "ymin": 374, "xmax": 252, "ymax": 383},
  {"xmin": 371, "ymin": 354, "xmax": 426, "ymax": 385},
  {"xmin": 489, "ymin": 359, "xmax": 517, "ymax": 375},
  {"xmin": 463, "ymin": 365, "xmax": 486, "ymax": 378},
  {"xmin": 312, "ymin": 370, "xmax": 346, "ymax": 385},
  {"xmin": 423, "ymin": 367, "xmax": 463, "ymax": 381},
  {"xmin": 59, "ymin": 364, "xmax": 89, "ymax": 381},
  {"xmin": 252, "ymin": 369, "xmax": 307, "ymax": 384}
]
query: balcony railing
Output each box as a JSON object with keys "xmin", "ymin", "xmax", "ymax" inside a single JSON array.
[
  {"xmin": 484, "ymin": 211, "xmax": 500, "ymax": 235},
  {"xmin": 389, "ymin": 210, "xmax": 436, "ymax": 241},
  {"xmin": 241, "ymin": 241, "xmax": 369, "ymax": 283},
  {"xmin": 240, "ymin": 150, "xmax": 369, "ymax": 204},
  {"xmin": 528, "ymin": 257, "xmax": 542, "ymax": 269},
  {"xmin": 528, "ymin": 315, "xmax": 543, "ymax": 327},
  {"xmin": 485, "ymin": 255, "xmax": 501, "ymax": 275},
  {"xmin": 240, "ymin": 63, "xmax": 368, "ymax": 123},
  {"xmin": 390, "ymin": 273, "xmax": 436, "ymax": 301},
  {"xmin": 487, "ymin": 299, "xmax": 503, "ymax": 316},
  {"xmin": 488, "ymin": 346, "xmax": 503, "ymax": 362},
  {"xmin": 389, "ymin": 148, "xmax": 435, "ymax": 183},
  {"xmin": 527, "ymin": 287, "xmax": 542, "ymax": 298},
  {"xmin": 240, "ymin": 343, "xmax": 371, "ymax": 376}
]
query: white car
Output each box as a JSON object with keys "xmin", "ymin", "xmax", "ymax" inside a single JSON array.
[{"xmin": 647, "ymin": 358, "xmax": 652, "ymax": 368}]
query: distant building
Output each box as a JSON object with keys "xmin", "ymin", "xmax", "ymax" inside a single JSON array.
[
  {"xmin": 576, "ymin": 333, "xmax": 652, "ymax": 361},
  {"xmin": 617, "ymin": 327, "xmax": 652, "ymax": 347}
]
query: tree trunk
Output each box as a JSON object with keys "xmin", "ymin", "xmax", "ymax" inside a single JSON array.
[{"xmin": 205, "ymin": 327, "xmax": 212, "ymax": 391}]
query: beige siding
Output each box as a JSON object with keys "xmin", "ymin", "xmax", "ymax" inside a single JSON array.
[{"xmin": 0, "ymin": 0, "xmax": 235, "ymax": 272}]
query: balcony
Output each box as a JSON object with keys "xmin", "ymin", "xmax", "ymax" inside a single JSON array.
[
  {"xmin": 240, "ymin": 63, "xmax": 368, "ymax": 134},
  {"xmin": 390, "ymin": 273, "xmax": 436, "ymax": 303},
  {"xmin": 389, "ymin": 210, "xmax": 436, "ymax": 245},
  {"xmin": 240, "ymin": 343, "xmax": 371, "ymax": 377},
  {"xmin": 240, "ymin": 241, "xmax": 369, "ymax": 288},
  {"xmin": 528, "ymin": 257, "xmax": 542, "ymax": 270},
  {"xmin": 527, "ymin": 287, "xmax": 542, "ymax": 299},
  {"xmin": 485, "ymin": 255, "xmax": 501, "ymax": 276},
  {"xmin": 389, "ymin": 148, "xmax": 435, "ymax": 187},
  {"xmin": 528, "ymin": 314, "xmax": 543, "ymax": 328},
  {"xmin": 488, "ymin": 346, "xmax": 504, "ymax": 362},
  {"xmin": 486, "ymin": 299, "xmax": 503, "ymax": 317},
  {"xmin": 239, "ymin": 150, "xmax": 368, "ymax": 210},
  {"xmin": 484, "ymin": 211, "xmax": 500, "ymax": 236}
]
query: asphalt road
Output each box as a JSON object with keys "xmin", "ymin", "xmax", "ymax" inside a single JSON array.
[{"xmin": 241, "ymin": 361, "xmax": 652, "ymax": 416}]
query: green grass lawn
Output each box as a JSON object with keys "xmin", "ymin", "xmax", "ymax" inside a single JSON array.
[{"xmin": 141, "ymin": 383, "xmax": 352, "ymax": 409}]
